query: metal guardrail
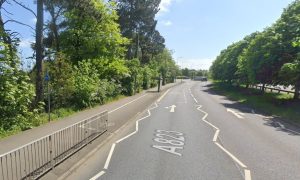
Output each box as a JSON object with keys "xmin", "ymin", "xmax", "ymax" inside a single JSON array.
[
  {"xmin": 251, "ymin": 85, "xmax": 295, "ymax": 94},
  {"xmin": 0, "ymin": 111, "xmax": 108, "ymax": 180}
]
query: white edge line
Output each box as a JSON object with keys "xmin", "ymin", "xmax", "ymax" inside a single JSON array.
[
  {"xmin": 244, "ymin": 169, "xmax": 252, "ymax": 180},
  {"xmin": 103, "ymin": 143, "xmax": 116, "ymax": 169},
  {"xmin": 104, "ymin": 102, "xmax": 158, "ymax": 170},
  {"xmin": 115, "ymin": 131, "xmax": 137, "ymax": 144},
  {"xmin": 157, "ymin": 89, "xmax": 171, "ymax": 103},
  {"xmin": 109, "ymin": 94, "xmax": 148, "ymax": 114},
  {"xmin": 89, "ymin": 171, "xmax": 105, "ymax": 180}
]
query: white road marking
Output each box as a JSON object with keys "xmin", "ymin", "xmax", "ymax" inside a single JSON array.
[
  {"xmin": 227, "ymin": 108, "xmax": 245, "ymax": 119},
  {"xmin": 89, "ymin": 171, "xmax": 105, "ymax": 180},
  {"xmin": 165, "ymin": 105, "xmax": 176, "ymax": 112},
  {"xmin": 94, "ymin": 102, "xmax": 158, "ymax": 176},
  {"xmin": 109, "ymin": 94, "xmax": 148, "ymax": 114},
  {"xmin": 104, "ymin": 143, "xmax": 116, "ymax": 169},
  {"xmin": 157, "ymin": 88, "xmax": 171, "ymax": 103},
  {"xmin": 213, "ymin": 130, "xmax": 220, "ymax": 142},
  {"xmin": 277, "ymin": 122, "xmax": 300, "ymax": 135},
  {"xmin": 215, "ymin": 142, "xmax": 247, "ymax": 168},
  {"xmin": 152, "ymin": 145, "xmax": 183, "ymax": 156},
  {"xmin": 195, "ymin": 102, "xmax": 251, "ymax": 180},
  {"xmin": 245, "ymin": 169, "xmax": 251, "ymax": 180}
]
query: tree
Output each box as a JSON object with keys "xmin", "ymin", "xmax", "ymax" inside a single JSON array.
[
  {"xmin": 116, "ymin": 0, "xmax": 165, "ymax": 63},
  {"xmin": 61, "ymin": 0, "xmax": 129, "ymax": 63}
]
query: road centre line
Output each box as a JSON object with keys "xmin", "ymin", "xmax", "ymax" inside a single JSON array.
[
  {"xmin": 193, "ymin": 94, "xmax": 251, "ymax": 180},
  {"xmin": 215, "ymin": 142, "xmax": 247, "ymax": 168},
  {"xmin": 109, "ymin": 94, "xmax": 148, "ymax": 114}
]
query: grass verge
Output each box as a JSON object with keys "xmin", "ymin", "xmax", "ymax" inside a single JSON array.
[{"xmin": 211, "ymin": 82, "xmax": 300, "ymax": 124}]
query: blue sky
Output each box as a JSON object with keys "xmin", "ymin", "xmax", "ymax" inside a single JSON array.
[
  {"xmin": 2, "ymin": 0, "xmax": 295, "ymax": 70},
  {"xmin": 156, "ymin": 0, "xmax": 295, "ymax": 69}
]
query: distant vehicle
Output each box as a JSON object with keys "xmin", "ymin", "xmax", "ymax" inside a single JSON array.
[{"xmin": 194, "ymin": 76, "xmax": 207, "ymax": 81}]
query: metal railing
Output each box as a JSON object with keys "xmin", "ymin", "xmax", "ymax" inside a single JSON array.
[
  {"xmin": 251, "ymin": 85, "xmax": 295, "ymax": 94},
  {"xmin": 0, "ymin": 111, "xmax": 108, "ymax": 180}
]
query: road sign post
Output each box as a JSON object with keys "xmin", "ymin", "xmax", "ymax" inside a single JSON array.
[{"xmin": 44, "ymin": 70, "xmax": 51, "ymax": 122}]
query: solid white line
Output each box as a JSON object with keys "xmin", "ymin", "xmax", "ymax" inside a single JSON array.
[
  {"xmin": 115, "ymin": 131, "xmax": 137, "ymax": 144},
  {"xmin": 215, "ymin": 142, "xmax": 247, "ymax": 168},
  {"xmin": 89, "ymin": 171, "xmax": 105, "ymax": 180},
  {"xmin": 109, "ymin": 94, "xmax": 148, "ymax": 114},
  {"xmin": 157, "ymin": 88, "xmax": 171, "ymax": 103},
  {"xmin": 244, "ymin": 169, "xmax": 252, "ymax": 180},
  {"xmin": 104, "ymin": 143, "xmax": 116, "ymax": 169},
  {"xmin": 213, "ymin": 130, "xmax": 220, "ymax": 142}
]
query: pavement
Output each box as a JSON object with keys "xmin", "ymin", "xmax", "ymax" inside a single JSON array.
[{"xmin": 56, "ymin": 80, "xmax": 300, "ymax": 180}]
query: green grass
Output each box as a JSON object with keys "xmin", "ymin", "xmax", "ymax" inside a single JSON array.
[
  {"xmin": 0, "ymin": 95, "xmax": 127, "ymax": 139},
  {"xmin": 211, "ymin": 82, "xmax": 300, "ymax": 124}
]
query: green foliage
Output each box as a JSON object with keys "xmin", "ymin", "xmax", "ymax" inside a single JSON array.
[
  {"xmin": 210, "ymin": 0, "xmax": 300, "ymax": 98},
  {"xmin": 47, "ymin": 53, "xmax": 75, "ymax": 109},
  {"xmin": 122, "ymin": 58, "xmax": 143, "ymax": 95},
  {"xmin": 61, "ymin": 0, "xmax": 129, "ymax": 63},
  {"xmin": 0, "ymin": 42, "xmax": 39, "ymax": 131}
]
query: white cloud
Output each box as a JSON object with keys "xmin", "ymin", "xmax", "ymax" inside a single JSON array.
[
  {"xmin": 158, "ymin": 0, "xmax": 181, "ymax": 16},
  {"xmin": 19, "ymin": 38, "xmax": 34, "ymax": 48},
  {"xmin": 161, "ymin": 20, "xmax": 173, "ymax": 26},
  {"xmin": 177, "ymin": 58, "xmax": 214, "ymax": 70},
  {"xmin": 159, "ymin": 0, "xmax": 173, "ymax": 13}
]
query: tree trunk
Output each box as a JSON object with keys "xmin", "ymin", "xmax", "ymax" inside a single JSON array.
[{"xmin": 35, "ymin": 0, "xmax": 44, "ymax": 105}]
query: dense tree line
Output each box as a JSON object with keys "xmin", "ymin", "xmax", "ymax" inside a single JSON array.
[
  {"xmin": 0, "ymin": 0, "xmax": 179, "ymax": 134},
  {"xmin": 210, "ymin": 0, "xmax": 300, "ymax": 99}
]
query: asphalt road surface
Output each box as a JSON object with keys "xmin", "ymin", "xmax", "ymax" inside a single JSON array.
[{"xmin": 63, "ymin": 81, "xmax": 300, "ymax": 180}]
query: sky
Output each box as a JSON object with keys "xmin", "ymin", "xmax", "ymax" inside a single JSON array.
[
  {"xmin": 2, "ymin": 0, "xmax": 296, "ymax": 70},
  {"xmin": 156, "ymin": 0, "xmax": 295, "ymax": 70}
]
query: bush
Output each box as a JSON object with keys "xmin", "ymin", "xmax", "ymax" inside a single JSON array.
[{"xmin": 0, "ymin": 42, "xmax": 39, "ymax": 131}]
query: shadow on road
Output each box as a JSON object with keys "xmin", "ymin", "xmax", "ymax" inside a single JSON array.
[{"xmin": 201, "ymin": 83, "xmax": 300, "ymax": 136}]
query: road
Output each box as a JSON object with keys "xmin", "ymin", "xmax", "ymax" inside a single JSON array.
[{"xmin": 62, "ymin": 81, "xmax": 300, "ymax": 180}]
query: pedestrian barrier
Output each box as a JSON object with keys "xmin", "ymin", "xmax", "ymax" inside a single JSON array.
[{"xmin": 0, "ymin": 111, "xmax": 108, "ymax": 180}]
